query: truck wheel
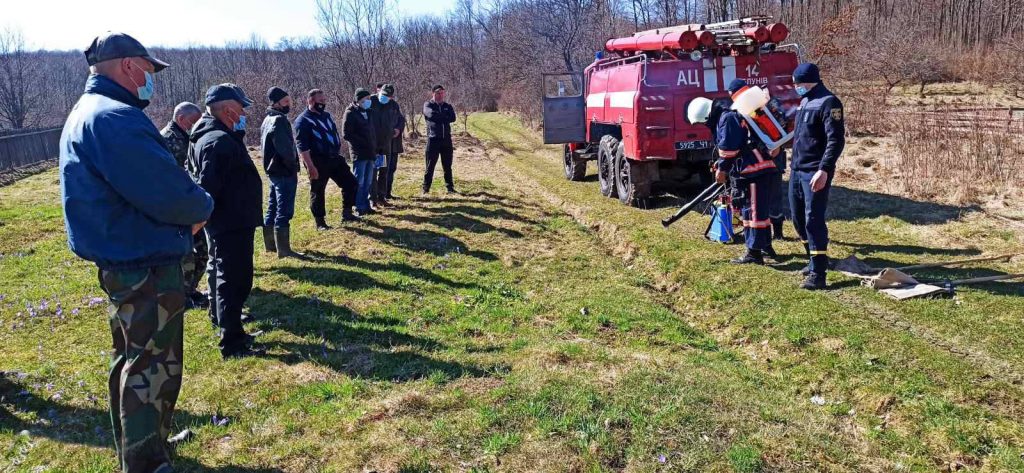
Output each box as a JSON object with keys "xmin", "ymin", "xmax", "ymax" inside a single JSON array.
[
  {"xmin": 563, "ymin": 144, "xmax": 586, "ymax": 181},
  {"xmin": 614, "ymin": 145, "xmax": 652, "ymax": 207},
  {"xmin": 597, "ymin": 136, "xmax": 619, "ymax": 198}
]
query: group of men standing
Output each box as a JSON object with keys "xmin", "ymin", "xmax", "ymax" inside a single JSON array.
[
  {"xmin": 691, "ymin": 62, "xmax": 844, "ymax": 290},
  {"xmin": 58, "ymin": 31, "xmax": 462, "ymax": 473}
]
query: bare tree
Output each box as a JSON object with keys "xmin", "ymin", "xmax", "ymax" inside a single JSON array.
[{"xmin": 0, "ymin": 28, "xmax": 41, "ymax": 129}]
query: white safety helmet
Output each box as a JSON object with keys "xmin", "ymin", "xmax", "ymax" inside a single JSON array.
[{"xmin": 686, "ymin": 97, "xmax": 714, "ymax": 124}]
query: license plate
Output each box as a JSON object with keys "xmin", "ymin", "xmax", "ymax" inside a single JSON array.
[{"xmin": 675, "ymin": 140, "xmax": 711, "ymax": 150}]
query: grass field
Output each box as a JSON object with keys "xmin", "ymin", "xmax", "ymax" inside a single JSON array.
[{"xmin": 1, "ymin": 113, "xmax": 1023, "ymax": 472}]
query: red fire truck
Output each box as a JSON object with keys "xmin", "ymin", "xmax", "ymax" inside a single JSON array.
[{"xmin": 542, "ymin": 17, "xmax": 801, "ymax": 206}]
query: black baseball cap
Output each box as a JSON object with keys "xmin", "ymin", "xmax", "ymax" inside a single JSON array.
[
  {"xmin": 432, "ymin": 85, "xmax": 445, "ymax": 92},
  {"xmin": 205, "ymin": 83, "xmax": 254, "ymax": 107},
  {"xmin": 84, "ymin": 32, "xmax": 169, "ymax": 72}
]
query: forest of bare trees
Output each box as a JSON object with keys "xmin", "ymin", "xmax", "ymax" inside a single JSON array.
[{"xmin": 1, "ymin": 0, "xmax": 1022, "ymax": 138}]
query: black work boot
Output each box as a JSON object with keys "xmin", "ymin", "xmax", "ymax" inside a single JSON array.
[
  {"xmin": 731, "ymin": 249, "xmax": 765, "ymax": 265},
  {"xmin": 261, "ymin": 226, "xmax": 276, "ymax": 252},
  {"xmin": 771, "ymin": 217, "xmax": 785, "ymax": 240},
  {"xmin": 274, "ymin": 227, "xmax": 301, "ymax": 259},
  {"xmin": 801, "ymin": 273, "xmax": 827, "ymax": 290},
  {"xmin": 764, "ymin": 245, "xmax": 779, "ymax": 261}
]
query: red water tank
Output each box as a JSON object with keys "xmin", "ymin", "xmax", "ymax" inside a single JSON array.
[
  {"xmin": 767, "ymin": 23, "xmax": 789, "ymax": 43},
  {"xmin": 606, "ymin": 31, "xmax": 700, "ymax": 53}
]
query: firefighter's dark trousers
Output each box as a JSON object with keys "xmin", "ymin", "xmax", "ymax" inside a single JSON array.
[
  {"xmin": 740, "ymin": 173, "xmax": 774, "ymax": 252},
  {"xmin": 790, "ymin": 169, "xmax": 833, "ymax": 276}
]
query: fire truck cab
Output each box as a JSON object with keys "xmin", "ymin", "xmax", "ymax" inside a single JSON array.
[{"xmin": 543, "ymin": 17, "xmax": 800, "ymax": 207}]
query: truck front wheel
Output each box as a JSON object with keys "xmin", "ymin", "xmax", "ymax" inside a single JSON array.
[{"xmin": 615, "ymin": 147, "xmax": 652, "ymax": 207}]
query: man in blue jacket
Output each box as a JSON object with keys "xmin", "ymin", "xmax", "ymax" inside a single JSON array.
[
  {"xmin": 59, "ymin": 32, "xmax": 213, "ymax": 473},
  {"xmin": 190, "ymin": 83, "xmax": 265, "ymax": 359},
  {"xmin": 790, "ymin": 63, "xmax": 845, "ymax": 290}
]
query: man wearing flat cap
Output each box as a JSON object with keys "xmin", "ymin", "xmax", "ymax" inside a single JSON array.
[
  {"xmin": 60, "ymin": 32, "xmax": 212, "ymax": 473},
  {"xmin": 189, "ymin": 83, "xmax": 265, "ymax": 359},
  {"xmin": 370, "ymin": 83, "xmax": 405, "ymax": 206}
]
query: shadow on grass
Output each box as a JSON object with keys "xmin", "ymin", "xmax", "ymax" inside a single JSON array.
[
  {"xmin": 0, "ymin": 373, "xmax": 207, "ymax": 450},
  {"xmin": 298, "ymin": 251, "xmax": 482, "ymax": 291},
  {"xmin": 348, "ymin": 220, "xmax": 498, "ymax": 261},
  {"xmin": 833, "ymin": 242, "xmax": 983, "ymax": 258},
  {"xmin": 430, "ymin": 191, "xmax": 535, "ymax": 210},
  {"xmin": 247, "ymin": 288, "xmax": 496, "ymax": 381},
  {"xmin": 399, "ymin": 213, "xmax": 524, "ymax": 238},
  {"xmin": 828, "ymin": 186, "xmax": 978, "ymax": 225},
  {"xmin": 169, "ymin": 459, "xmax": 286, "ymax": 473}
]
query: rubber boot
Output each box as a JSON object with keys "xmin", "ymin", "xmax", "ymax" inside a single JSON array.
[
  {"xmin": 275, "ymin": 227, "xmax": 301, "ymax": 258},
  {"xmin": 771, "ymin": 217, "xmax": 785, "ymax": 240},
  {"xmin": 261, "ymin": 226, "xmax": 276, "ymax": 252}
]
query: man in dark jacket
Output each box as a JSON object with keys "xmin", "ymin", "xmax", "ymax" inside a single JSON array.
[
  {"xmin": 160, "ymin": 102, "xmax": 210, "ymax": 309},
  {"xmin": 190, "ymin": 83, "xmax": 264, "ymax": 359},
  {"xmin": 422, "ymin": 85, "xmax": 457, "ymax": 194},
  {"xmin": 60, "ymin": 32, "xmax": 212, "ymax": 473},
  {"xmin": 343, "ymin": 88, "xmax": 377, "ymax": 215},
  {"xmin": 260, "ymin": 87, "xmax": 301, "ymax": 257},
  {"xmin": 370, "ymin": 83, "xmax": 404, "ymax": 207},
  {"xmin": 790, "ymin": 63, "xmax": 845, "ymax": 290},
  {"xmin": 295, "ymin": 88, "xmax": 359, "ymax": 229}
]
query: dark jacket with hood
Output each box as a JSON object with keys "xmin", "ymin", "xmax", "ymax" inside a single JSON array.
[
  {"xmin": 189, "ymin": 113, "xmax": 264, "ymax": 237},
  {"xmin": 260, "ymin": 107, "xmax": 299, "ymax": 176},
  {"xmin": 59, "ymin": 74, "xmax": 213, "ymax": 270},
  {"xmin": 369, "ymin": 96, "xmax": 405, "ymax": 155},
  {"xmin": 342, "ymin": 103, "xmax": 377, "ymax": 161}
]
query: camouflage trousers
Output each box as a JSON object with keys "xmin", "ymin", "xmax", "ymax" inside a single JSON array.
[
  {"xmin": 98, "ymin": 263, "xmax": 186, "ymax": 473},
  {"xmin": 181, "ymin": 229, "xmax": 209, "ymax": 295}
]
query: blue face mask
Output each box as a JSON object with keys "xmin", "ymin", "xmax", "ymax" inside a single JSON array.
[
  {"xmin": 795, "ymin": 85, "xmax": 809, "ymax": 97},
  {"xmin": 129, "ymin": 62, "xmax": 155, "ymax": 101},
  {"xmin": 234, "ymin": 115, "xmax": 247, "ymax": 131},
  {"xmin": 361, "ymin": 99, "xmax": 372, "ymax": 109},
  {"xmin": 379, "ymin": 95, "xmax": 390, "ymax": 104}
]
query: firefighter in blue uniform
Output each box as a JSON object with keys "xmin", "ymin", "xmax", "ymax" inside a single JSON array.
[
  {"xmin": 715, "ymin": 79, "xmax": 780, "ymax": 265},
  {"xmin": 789, "ymin": 63, "xmax": 845, "ymax": 290}
]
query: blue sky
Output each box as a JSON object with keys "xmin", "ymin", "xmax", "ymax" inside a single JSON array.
[{"xmin": 5, "ymin": 0, "xmax": 457, "ymax": 51}]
